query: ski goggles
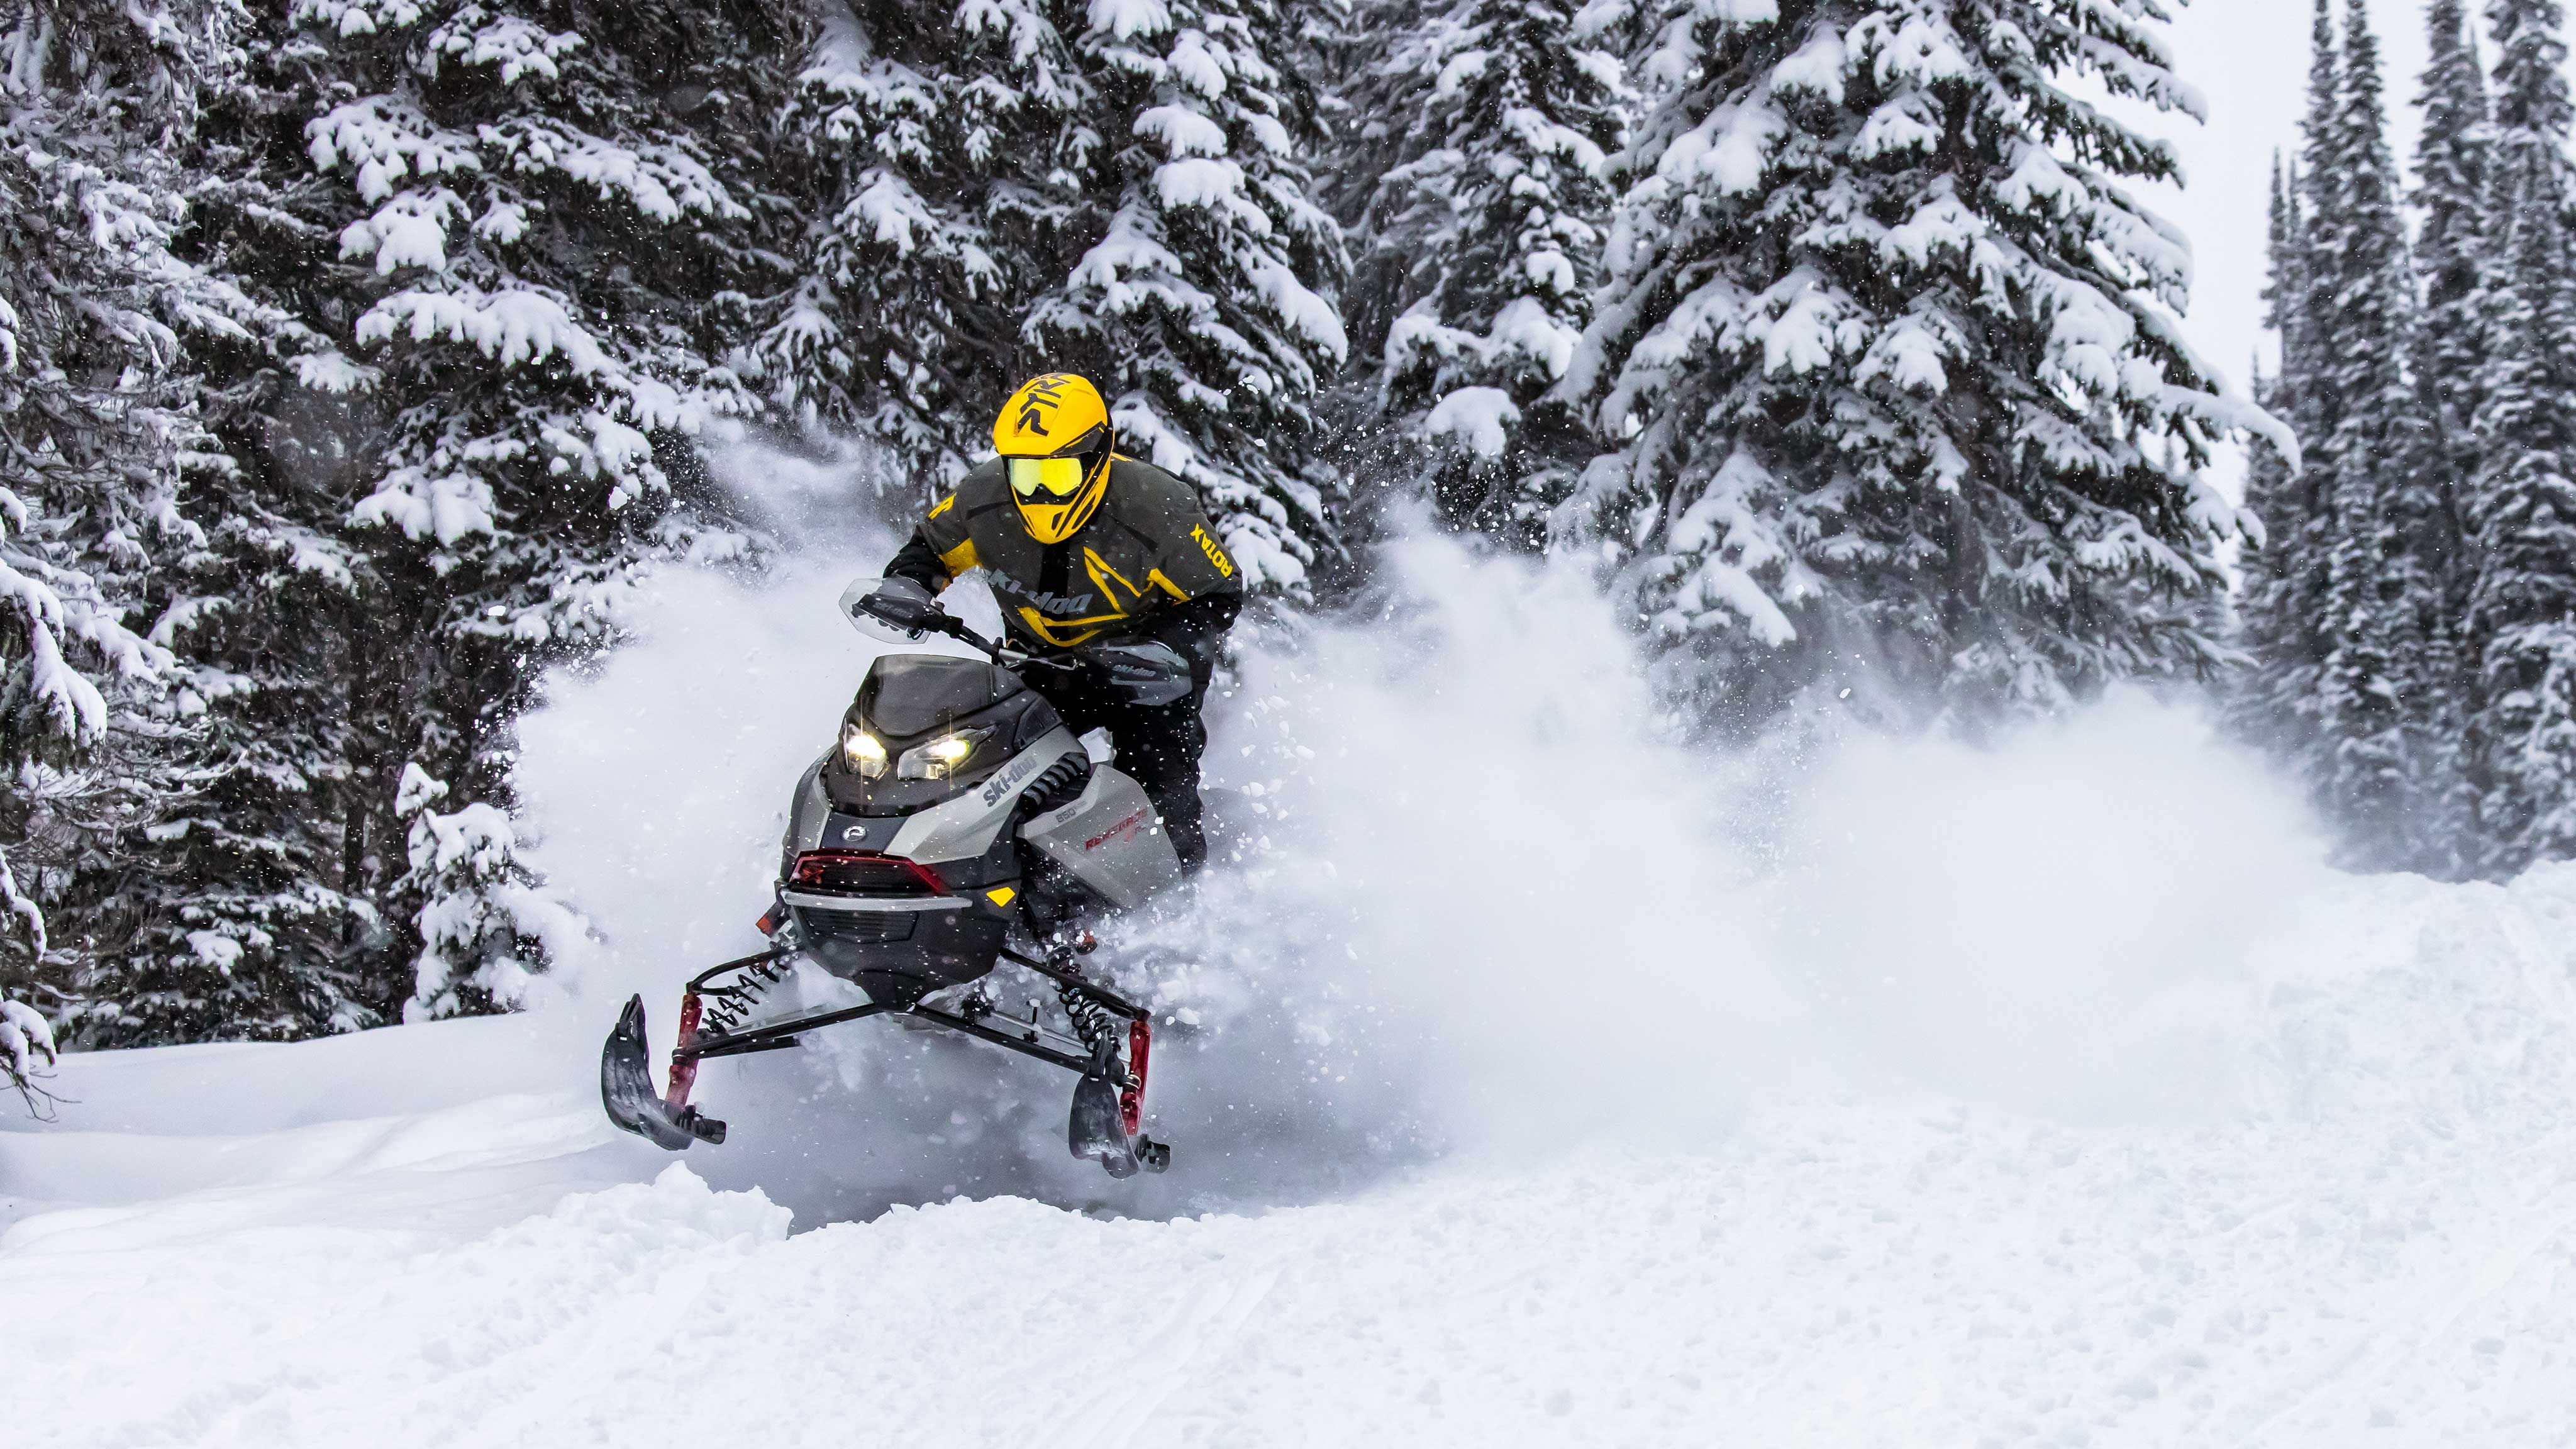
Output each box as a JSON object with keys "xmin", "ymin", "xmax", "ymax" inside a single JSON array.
[{"xmin": 1008, "ymin": 455, "xmax": 1093, "ymax": 497}]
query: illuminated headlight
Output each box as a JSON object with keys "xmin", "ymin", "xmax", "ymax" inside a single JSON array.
[
  {"xmin": 841, "ymin": 724, "xmax": 888, "ymax": 779},
  {"xmin": 898, "ymin": 728, "xmax": 990, "ymax": 780}
]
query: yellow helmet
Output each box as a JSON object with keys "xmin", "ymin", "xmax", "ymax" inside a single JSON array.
[{"xmin": 993, "ymin": 373, "xmax": 1114, "ymax": 545}]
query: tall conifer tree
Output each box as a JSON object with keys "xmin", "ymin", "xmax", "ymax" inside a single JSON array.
[
  {"xmin": 2412, "ymin": 2, "xmax": 2492, "ymax": 870},
  {"xmin": 2235, "ymin": 157, "xmax": 2325, "ymax": 770},
  {"xmin": 2314, "ymin": 0, "xmax": 2455, "ymax": 870},
  {"xmin": 2465, "ymin": 0, "xmax": 2576, "ymax": 873},
  {"xmin": 2417, "ymin": 0, "xmax": 2493, "ymax": 489}
]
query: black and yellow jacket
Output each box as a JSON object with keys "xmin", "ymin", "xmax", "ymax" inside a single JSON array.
[{"xmin": 886, "ymin": 456, "xmax": 1244, "ymax": 674}]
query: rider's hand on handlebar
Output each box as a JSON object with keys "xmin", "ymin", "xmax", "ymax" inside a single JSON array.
[
  {"xmin": 854, "ymin": 576, "xmax": 947, "ymax": 632},
  {"xmin": 1082, "ymin": 639, "xmax": 1193, "ymax": 708}
]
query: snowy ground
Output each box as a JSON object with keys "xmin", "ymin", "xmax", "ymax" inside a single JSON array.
[{"xmin": 6, "ymin": 528, "xmax": 2575, "ymax": 1445}]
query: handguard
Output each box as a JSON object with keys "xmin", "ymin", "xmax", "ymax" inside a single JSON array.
[{"xmin": 1085, "ymin": 639, "xmax": 1192, "ymax": 708}]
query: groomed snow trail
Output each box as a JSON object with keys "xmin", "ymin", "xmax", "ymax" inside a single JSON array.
[{"xmin": 6, "ymin": 524, "xmax": 2576, "ymax": 1445}]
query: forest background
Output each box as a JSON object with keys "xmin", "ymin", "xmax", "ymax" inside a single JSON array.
[{"xmin": 0, "ymin": 0, "xmax": 2558, "ymax": 1062}]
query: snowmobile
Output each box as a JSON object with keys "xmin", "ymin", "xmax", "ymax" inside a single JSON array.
[{"xmin": 599, "ymin": 578, "xmax": 1183, "ymax": 1177}]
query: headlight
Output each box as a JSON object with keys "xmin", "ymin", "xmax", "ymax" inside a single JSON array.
[
  {"xmin": 841, "ymin": 724, "xmax": 888, "ymax": 779},
  {"xmin": 898, "ymin": 728, "xmax": 990, "ymax": 780}
]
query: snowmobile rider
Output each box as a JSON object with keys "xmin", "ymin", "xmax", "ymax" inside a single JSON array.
[{"xmin": 853, "ymin": 372, "xmax": 1243, "ymax": 869}]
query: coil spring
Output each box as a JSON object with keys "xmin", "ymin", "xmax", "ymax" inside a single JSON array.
[
  {"xmin": 1058, "ymin": 979, "xmax": 1124, "ymax": 1063},
  {"xmin": 700, "ymin": 954, "xmax": 794, "ymax": 1037}
]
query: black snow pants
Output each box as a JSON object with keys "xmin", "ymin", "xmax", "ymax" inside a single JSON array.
[{"xmin": 1023, "ymin": 669, "xmax": 1212, "ymax": 870}]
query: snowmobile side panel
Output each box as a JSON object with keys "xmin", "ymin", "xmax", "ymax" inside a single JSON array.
[
  {"xmin": 1020, "ymin": 767, "xmax": 1182, "ymax": 909},
  {"xmin": 882, "ymin": 725, "xmax": 1084, "ymax": 864},
  {"xmin": 786, "ymin": 753, "xmax": 831, "ymax": 855}
]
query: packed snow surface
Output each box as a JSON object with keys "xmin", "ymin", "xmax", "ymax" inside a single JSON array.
[{"xmin": 6, "ymin": 502, "xmax": 2574, "ymax": 1445}]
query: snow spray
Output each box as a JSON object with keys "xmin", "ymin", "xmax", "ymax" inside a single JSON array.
[{"xmin": 512, "ymin": 442, "xmax": 2329, "ymax": 1223}]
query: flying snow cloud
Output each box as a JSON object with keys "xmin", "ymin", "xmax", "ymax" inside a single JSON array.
[{"xmin": 509, "ymin": 446, "xmax": 2333, "ymax": 1221}]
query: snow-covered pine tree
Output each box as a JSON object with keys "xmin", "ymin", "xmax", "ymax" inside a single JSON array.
[
  {"xmin": 1026, "ymin": 0, "xmax": 1351, "ymax": 596},
  {"xmin": 2416, "ymin": 0, "xmax": 2492, "ymax": 491},
  {"xmin": 2231, "ymin": 155, "xmax": 2328, "ymax": 774},
  {"xmin": 2407, "ymin": 0, "xmax": 2490, "ymax": 872},
  {"xmin": 2464, "ymin": 0, "xmax": 2576, "ymax": 874},
  {"xmin": 62, "ymin": 0, "xmax": 792, "ymax": 1038},
  {"xmin": 1348, "ymin": 0, "xmax": 1625, "ymax": 547},
  {"xmin": 0, "ymin": 0, "xmax": 292, "ymax": 1043},
  {"xmin": 758, "ymin": 0, "xmax": 1082, "ymax": 491},
  {"xmin": 1559, "ymin": 0, "xmax": 2282, "ymax": 728},
  {"xmin": 392, "ymin": 762, "xmax": 584, "ymax": 1018},
  {"xmin": 2311, "ymin": 0, "xmax": 2456, "ymax": 873}
]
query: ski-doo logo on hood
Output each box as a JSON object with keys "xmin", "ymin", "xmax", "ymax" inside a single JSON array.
[
  {"xmin": 979, "ymin": 753, "xmax": 1044, "ymax": 808},
  {"xmin": 840, "ymin": 823, "xmax": 867, "ymax": 843},
  {"xmin": 1084, "ymin": 807, "xmax": 1148, "ymax": 852}
]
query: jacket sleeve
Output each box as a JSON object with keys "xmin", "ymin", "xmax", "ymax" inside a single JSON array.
[
  {"xmin": 1134, "ymin": 592, "xmax": 1241, "ymax": 686},
  {"xmin": 884, "ymin": 488, "xmax": 980, "ymax": 591},
  {"xmin": 884, "ymin": 529, "xmax": 950, "ymax": 591}
]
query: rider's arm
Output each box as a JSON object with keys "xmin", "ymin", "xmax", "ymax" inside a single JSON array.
[
  {"xmin": 884, "ymin": 530, "xmax": 952, "ymax": 592},
  {"xmin": 1130, "ymin": 473, "xmax": 1246, "ymax": 682},
  {"xmin": 1135, "ymin": 593, "xmax": 1241, "ymax": 686},
  {"xmin": 885, "ymin": 489, "xmax": 979, "ymax": 592}
]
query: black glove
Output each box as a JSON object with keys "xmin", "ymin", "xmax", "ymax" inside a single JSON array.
[
  {"xmin": 853, "ymin": 575, "xmax": 945, "ymax": 633},
  {"xmin": 1084, "ymin": 639, "xmax": 1193, "ymax": 708}
]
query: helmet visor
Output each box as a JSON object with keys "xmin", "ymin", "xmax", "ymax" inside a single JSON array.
[{"xmin": 1008, "ymin": 456, "xmax": 1090, "ymax": 498}]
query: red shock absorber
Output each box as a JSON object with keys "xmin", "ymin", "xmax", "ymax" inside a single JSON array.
[
  {"xmin": 664, "ymin": 990, "xmax": 703, "ymax": 1111},
  {"xmin": 1120, "ymin": 1015, "xmax": 1152, "ymax": 1138}
]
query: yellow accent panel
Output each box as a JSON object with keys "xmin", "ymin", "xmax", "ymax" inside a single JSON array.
[
  {"xmin": 926, "ymin": 492, "xmax": 956, "ymax": 519},
  {"xmin": 1145, "ymin": 567, "xmax": 1191, "ymax": 602},
  {"xmin": 985, "ymin": 886, "xmax": 1017, "ymax": 908},
  {"xmin": 937, "ymin": 540, "xmax": 980, "ymax": 575},
  {"xmin": 1082, "ymin": 548, "xmax": 1144, "ymax": 606},
  {"xmin": 1015, "ymin": 606, "xmax": 1127, "ymax": 648}
]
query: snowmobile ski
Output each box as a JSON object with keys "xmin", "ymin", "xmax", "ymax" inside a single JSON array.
[{"xmin": 600, "ymin": 994, "xmax": 728, "ymax": 1150}]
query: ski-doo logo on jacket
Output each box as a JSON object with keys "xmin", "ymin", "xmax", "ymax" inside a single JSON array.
[{"xmin": 1021, "ymin": 587, "xmax": 1096, "ymax": 617}]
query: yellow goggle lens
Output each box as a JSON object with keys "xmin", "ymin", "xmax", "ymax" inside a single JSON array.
[{"xmin": 1008, "ymin": 456, "xmax": 1089, "ymax": 497}]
